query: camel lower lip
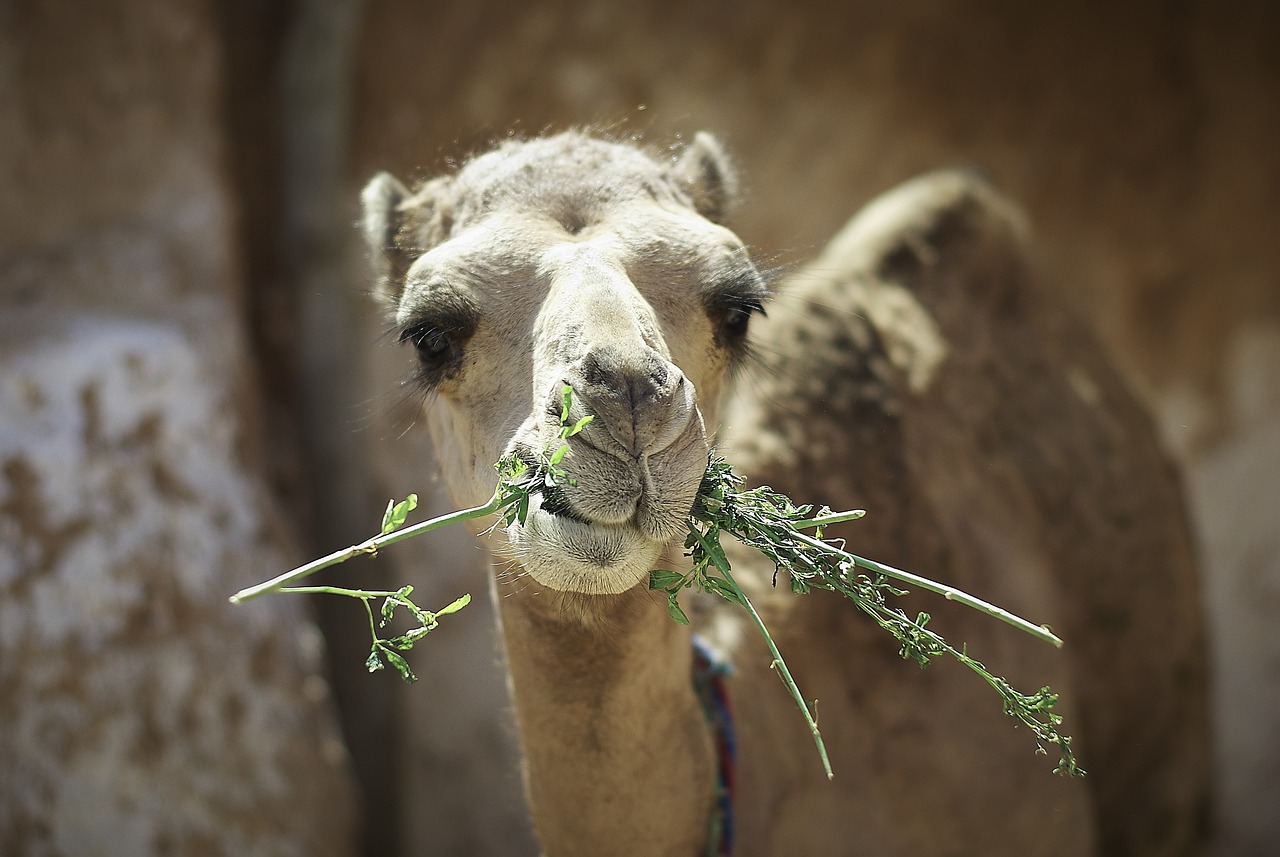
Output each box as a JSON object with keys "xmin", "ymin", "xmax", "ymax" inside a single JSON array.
[
  {"xmin": 524, "ymin": 503, "xmax": 629, "ymax": 566},
  {"xmin": 506, "ymin": 495, "xmax": 662, "ymax": 594}
]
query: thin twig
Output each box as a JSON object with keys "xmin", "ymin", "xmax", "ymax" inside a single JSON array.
[
  {"xmin": 789, "ymin": 530, "xmax": 1063, "ymax": 648},
  {"xmin": 694, "ymin": 529, "xmax": 834, "ymax": 780},
  {"xmin": 228, "ymin": 493, "xmax": 504, "ymax": 604}
]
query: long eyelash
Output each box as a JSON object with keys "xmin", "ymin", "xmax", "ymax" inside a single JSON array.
[
  {"xmin": 736, "ymin": 295, "xmax": 769, "ymax": 316},
  {"xmin": 398, "ymin": 321, "xmax": 437, "ymax": 347}
]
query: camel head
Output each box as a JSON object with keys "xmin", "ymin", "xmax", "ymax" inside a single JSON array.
[{"xmin": 362, "ymin": 132, "xmax": 768, "ymax": 595}]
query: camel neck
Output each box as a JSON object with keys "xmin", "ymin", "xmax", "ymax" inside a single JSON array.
[{"xmin": 494, "ymin": 573, "xmax": 717, "ymax": 857}]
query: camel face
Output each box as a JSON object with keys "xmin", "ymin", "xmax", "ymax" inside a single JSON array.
[{"xmin": 363, "ymin": 132, "xmax": 766, "ymax": 595}]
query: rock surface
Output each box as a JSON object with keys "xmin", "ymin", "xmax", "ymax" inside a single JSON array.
[
  {"xmin": 0, "ymin": 1, "xmax": 357, "ymax": 853},
  {"xmin": 0, "ymin": 316, "xmax": 355, "ymax": 856}
]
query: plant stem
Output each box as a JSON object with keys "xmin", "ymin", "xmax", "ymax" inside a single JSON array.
[
  {"xmin": 362, "ymin": 593, "xmax": 379, "ymax": 639},
  {"xmin": 278, "ymin": 586, "xmax": 400, "ymax": 599},
  {"xmin": 694, "ymin": 529, "xmax": 834, "ymax": 780},
  {"xmin": 228, "ymin": 492, "xmax": 505, "ymax": 604},
  {"xmin": 793, "ymin": 509, "xmax": 866, "ymax": 530},
  {"xmin": 789, "ymin": 530, "xmax": 1063, "ymax": 648}
]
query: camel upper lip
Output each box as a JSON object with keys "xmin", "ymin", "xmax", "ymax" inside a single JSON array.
[
  {"xmin": 504, "ymin": 458, "xmax": 613, "ymax": 530},
  {"xmin": 508, "ymin": 437, "xmax": 693, "ymax": 539}
]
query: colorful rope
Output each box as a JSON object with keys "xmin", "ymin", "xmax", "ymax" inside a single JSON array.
[{"xmin": 692, "ymin": 634, "xmax": 737, "ymax": 856}]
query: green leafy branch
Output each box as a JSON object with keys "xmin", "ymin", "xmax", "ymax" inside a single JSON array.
[
  {"xmin": 278, "ymin": 583, "xmax": 471, "ymax": 682},
  {"xmin": 227, "ymin": 390, "xmax": 594, "ymax": 681},
  {"xmin": 649, "ymin": 457, "xmax": 1082, "ymax": 778},
  {"xmin": 231, "ymin": 387, "xmax": 1080, "ymax": 777}
]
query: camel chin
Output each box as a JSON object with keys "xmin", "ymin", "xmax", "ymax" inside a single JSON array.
[{"xmin": 505, "ymin": 493, "xmax": 663, "ymax": 595}]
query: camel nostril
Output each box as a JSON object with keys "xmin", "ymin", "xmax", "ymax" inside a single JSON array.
[
  {"xmin": 565, "ymin": 344, "xmax": 693, "ymax": 459},
  {"xmin": 578, "ymin": 346, "xmax": 668, "ymax": 402},
  {"xmin": 577, "ymin": 350, "xmax": 606, "ymax": 388},
  {"xmin": 625, "ymin": 371, "xmax": 661, "ymax": 412}
]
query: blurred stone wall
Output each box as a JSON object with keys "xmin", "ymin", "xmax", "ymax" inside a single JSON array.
[
  {"xmin": 0, "ymin": 1, "xmax": 356, "ymax": 855},
  {"xmin": 3, "ymin": 1, "xmax": 1277, "ymax": 855}
]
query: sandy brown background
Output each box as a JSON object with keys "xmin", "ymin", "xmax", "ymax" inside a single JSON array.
[{"xmin": 3, "ymin": 1, "xmax": 1277, "ymax": 855}]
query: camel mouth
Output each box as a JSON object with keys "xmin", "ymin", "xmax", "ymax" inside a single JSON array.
[
  {"xmin": 537, "ymin": 481, "xmax": 596, "ymax": 526},
  {"xmin": 505, "ymin": 492, "xmax": 663, "ymax": 595},
  {"xmin": 506, "ymin": 445, "xmax": 631, "ymax": 529},
  {"xmin": 508, "ymin": 437, "xmax": 694, "ymax": 538},
  {"xmin": 498, "ymin": 406, "xmax": 705, "ymax": 595}
]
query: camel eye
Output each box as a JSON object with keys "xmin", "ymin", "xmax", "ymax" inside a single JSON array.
[
  {"xmin": 707, "ymin": 265, "xmax": 768, "ymax": 352},
  {"xmin": 720, "ymin": 303, "xmax": 757, "ymax": 341},
  {"xmin": 395, "ymin": 294, "xmax": 479, "ymax": 385},
  {"xmin": 713, "ymin": 297, "xmax": 765, "ymax": 348},
  {"xmin": 400, "ymin": 322, "xmax": 458, "ymax": 368}
]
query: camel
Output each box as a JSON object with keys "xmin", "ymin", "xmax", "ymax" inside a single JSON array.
[{"xmin": 361, "ymin": 131, "xmax": 1211, "ymax": 857}]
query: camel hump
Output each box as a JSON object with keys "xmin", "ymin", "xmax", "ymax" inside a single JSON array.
[
  {"xmin": 722, "ymin": 169, "xmax": 1039, "ymax": 478},
  {"xmin": 724, "ymin": 168, "xmax": 1212, "ymax": 856},
  {"xmin": 818, "ymin": 168, "xmax": 1032, "ymax": 310}
]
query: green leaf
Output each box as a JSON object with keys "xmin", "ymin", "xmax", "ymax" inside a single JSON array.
[
  {"xmin": 497, "ymin": 454, "xmax": 528, "ymax": 482},
  {"xmin": 701, "ymin": 575, "xmax": 747, "ymax": 608},
  {"xmin": 560, "ymin": 385, "xmax": 573, "ymax": 424},
  {"xmin": 567, "ymin": 415, "xmax": 594, "ymax": 437},
  {"xmin": 380, "ymin": 596, "xmax": 398, "ymax": 628},
  {"xmin": 548, "ymin": 443, "xmax": 569, "ymax": 467},
  {"xmin": 649, "ymin": 569, "xmax": 686, "ymax": 591},
  {"xmin": 381, "ymin": 493, "xmax": 419, "ymax": 535},
  {"xmin": 699, "ymin": 531, "xmax": 732, "ymax": 575},
  {"xmin": 666, "ymin": 592, "xmax": 690, "ymax": 625},
  {"xmin": 387, "ymin": 624, "xmax": 434, "ymax": 650},
  {"xmin": 385, "ymin": 632, "xmax": 416, "ymax": 650},
  {"xmin": 436, "ymin": 593, "xmax": 471, "ymax": 616},
  {"xmin": 381, "ymin": 647, "xmax": 418, "ymax": 683},
  {"xmin": 365, "ymin": 649, "xmax": 385, "ymax": 673}
]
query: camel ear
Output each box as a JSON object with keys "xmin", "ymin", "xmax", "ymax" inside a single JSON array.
[
  {"xmin": 673, "ymin": 132, "xmax": 739, "ymax": 224},
  {"xmin": 361, "ymin": 171, "xmax": 413, "ymax": 307}
]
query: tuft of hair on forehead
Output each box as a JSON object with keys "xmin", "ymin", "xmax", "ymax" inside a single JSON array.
[
  {"xmin": 448, "ymin": 130, "xmax": 740, "ymax": 228},
  {"xmin": 447, "ymin": 132, "xmax": 681, "ymax": 226},
  {"xmin": 359, "ymin": 129, "xmax": 740, "ymax": 306}
]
